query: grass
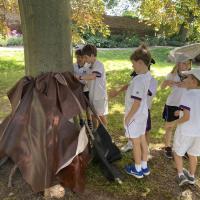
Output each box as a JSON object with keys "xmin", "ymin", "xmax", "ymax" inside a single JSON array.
[{"xmin": 0, "ymin": 47, "xmax": 200, "ymax": 200}]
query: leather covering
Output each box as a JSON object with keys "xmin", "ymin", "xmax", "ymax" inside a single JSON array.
[{"xmin": 0, "ymin": 72, "xmax": 90, "ymax": 193}]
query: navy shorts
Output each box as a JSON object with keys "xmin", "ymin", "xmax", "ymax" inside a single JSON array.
[
  {"xmin": 162, "ymin": 105, "xmax": 179, "ymax": 122},
  {"xmin": 146, "ymin": 109, "xmax": 151, "ymax": 132}
]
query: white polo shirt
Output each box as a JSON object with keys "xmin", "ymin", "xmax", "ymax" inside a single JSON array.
[
  {"xmin": 147, "ymin": 76, "xmax": 158, "ymax": 109},
  {"xmin": 87, "ymin": 60, "xmax": 107, "ymax": 101},
  {"xmin": 176, "ymin": 89, "xmax": 200, "ymax": 137},
  {"xmin": 73, "ymin": 63, "xmax": 89, "ymax": 92},
  {"xmin": 165, "ymin": 73, "xmax": 186, "ymax": 107},
  {"xmin": 125, "ymin": 71, "xmax": 151, "ymax": 121}
]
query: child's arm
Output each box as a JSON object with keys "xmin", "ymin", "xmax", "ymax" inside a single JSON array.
[
  {"xmin": 168, "ymin": 108, "xmax": 190, "ymax": 127},
  {"xmin": 109, "ymin": 84, "xmax": 128, "ymax": 98},
  {"xmin": 160, "ymin": 80, "xmax": 176, "ymax": 89},
  {"xmin": 78, "ymin": 73, "xmax": 97, "ymax": 80},
  {"xmin": 125, "ymin": 99, "xmax": 141, "ymax": 125}
]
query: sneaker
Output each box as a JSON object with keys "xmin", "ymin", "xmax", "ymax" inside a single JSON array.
[
  {"xmin": 177, "ymin": 174, "xmax": 189, "ymax": 186},
  {"xmin": 121, "ymin": 141, "xmax": 133, "ymax": 153},
  {"xmin": 164, "ymin": 147, "xmax": 173, "ymax": 159},
  {"xmin": 124, "ymin": 164, "xmax": 144, "ymax": 179},
  {"xmin": 142, "ymin": 167, "xmax": 150, "ymax": 176},
  {"xmin": 183, "ymin": 168, "xmax": 195, "ymax": 185}
]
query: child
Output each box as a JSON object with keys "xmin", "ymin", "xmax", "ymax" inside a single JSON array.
[
  {"xmin": 124, "ymin": 44, "xmax": 152, "ymax": 178},
  {"xmin": 78, "ymin": 44, "xmax": 108, "ymax": 128},
  {"xmin": 161, "ymin": 53, "xmax": 192, "ymax": 159},
  {"xmin": 73, "ymin": 48, "xmax": 92, "ymax": 128},
  {"xmin": 168, "ymin": 68, "xmax": 200, "ymax": 186},
  {"xmin": 110, "ymin": 58, "xmax": 157, "ymax": 154}
]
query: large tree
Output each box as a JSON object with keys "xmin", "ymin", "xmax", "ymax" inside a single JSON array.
[{"xmin": 18, "ymin": 0, "xmax": 72, "ymax": 76}]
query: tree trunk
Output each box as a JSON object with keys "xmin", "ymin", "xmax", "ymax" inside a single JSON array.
[
  {"xmin": 178, "ymin": 23, "xmax": 188, "ymax": 42},
  {"xmin": 18, "ymin": 0, "xmax": 72, "ymax": 77}
]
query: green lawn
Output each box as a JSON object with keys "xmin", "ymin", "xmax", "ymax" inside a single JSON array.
[{"xmin": 0, "ymin": 47, "xmax": 200, "ymax": 200}]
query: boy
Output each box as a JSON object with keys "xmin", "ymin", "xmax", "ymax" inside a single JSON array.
[
  {"xmin": 168, "ymin": 68, "xmax": 200, "ymax": 186},
  {"xmin": 78, "ymin": 44, "xmax": 108, "ymax": 128},
  {"xmin": 124, "ymin": 44, "xmax": 152, "ymax": 178},
  {"xmin": 73, "ymin": 48, "xmax": 92, "ymax": 128}
]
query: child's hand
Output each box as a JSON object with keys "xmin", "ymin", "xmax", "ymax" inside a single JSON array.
[
  {"xmin": 175, "ymin": 81, "xmax": 187, "ymax": 88},
  {"xmin": 166, "ymin": 80, "xmax": 176, "ymax": 87},
  {"xmin": 125, "ymin": 116, "xmax": 133, "ymax": 126},
  {"xmin": 174, "ymin": 110, "xmax": 180, "ymax": 117},
  {"xmin": 109, "ymin": 89, "xmax": 119, "ymax": 98},
  {"xmin": 75, "ymin": 75, "xmax": 79, "ymax": 80}
]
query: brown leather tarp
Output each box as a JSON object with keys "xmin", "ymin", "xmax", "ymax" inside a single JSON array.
[{"xmin": 0, "ymin": 72, "xmax": 90, "ymax": 193}]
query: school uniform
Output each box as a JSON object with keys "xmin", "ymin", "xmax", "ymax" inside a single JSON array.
[
  {"xmin": 146, "ymin": 76, "xmax": 158, "ymax": 131},
  {"xmin": 124, "ymin": 71, "xmax": 151, "ymax": 138},
  {"xmin": 87, "ymin": 60, "xmax": 108, "ymax": 115},
  {"xmin": 73, "ymin": 63, "xmax": 90, "ymax": 99},
  {"xmin": 173, "ymin": 89, "xmax": 200, "ymax": 156},
  {"xmin": 162, "ymin": 73, "xmax": 186, "ymax": 122}
]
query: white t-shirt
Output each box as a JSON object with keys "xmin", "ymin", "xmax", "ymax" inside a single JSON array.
[
  {"xmin": 166, "ymin": 73, "xmax": 186, "ymax": 107},
  {"xmin": 147, "ymin": 76, "xmax": 158, "ymax": 109},
  {"xmin": 125, "ymin": 71, "xmax": 151, "ymax": 121},
  {"xmin": 176, "ymin": 89, "xmax": 200, "ymax": 137},
  {"xmin": 73, "ymin": 63, "xmax": 89, "ymax": 92},
  {"xmin": 87, "ymin": 60, "xmax": 107, "ymax": 101}
]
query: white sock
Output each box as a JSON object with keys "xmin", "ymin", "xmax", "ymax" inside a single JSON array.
[
  {"xmin": 141, "ymin": 161, "xmax": 147, "ymax": 169},
  {"xmin": 178, "ymin": 172, "xmax": 184, "ymax": 177},
  {"xmin": 135, "ymin": 164, "xmax": 141, "ymax": 172},
  {"xmin": 189, "ymin": 172, "xmax": 195, "ymax": 178},
  {"xmin": 128, "ymin": 139, "xmax": 133, "ymax": 147}
]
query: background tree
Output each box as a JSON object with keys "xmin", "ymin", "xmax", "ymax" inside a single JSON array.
[
  {"xmin": 0, "ymin": 0, "xmax": 110, "ymax": 43},
  {"xmin": 138, "ymin": 0, "xmax": 200, "ymax": 41}
]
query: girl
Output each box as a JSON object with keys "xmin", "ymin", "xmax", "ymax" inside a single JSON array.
[{"xmin": 161, "ymin": 53, "xmax": 192, "ymax": 159}]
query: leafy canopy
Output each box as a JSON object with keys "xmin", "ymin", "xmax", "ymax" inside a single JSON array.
[{"xmin": 0, "ymin": 0, "xmax": 110, "ymax": 42}]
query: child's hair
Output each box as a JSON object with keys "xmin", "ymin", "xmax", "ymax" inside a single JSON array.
[
  {"xmin": 130, "ymin": 44, "xmax": 151, "ymax": 66},
  {"xmin": 75, "ymin": 49, "xmax": 83, "ymax": 56},
  {"xmin": 82, "ymin": 44, "xmax": 97, "ymax": 57},
  {"xmin": 170, "ymin": 60, "xmax": 192, "ymax": 74}
]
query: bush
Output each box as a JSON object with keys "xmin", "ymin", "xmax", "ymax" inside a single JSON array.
[
  {"xmin": 81, "ymin": 32, "xmax": 142, "ymax": 48},
  {"xmin": 79, "ymin": 31, "xmax": 189, "ymax": 48},
  {"xmin": 0, "ymin": 35, "xmax": 7, "ymax": 47},
  {"xmin": 0, "ymin": 35, "xmax": 23, "ymax": 46},
  {"xmin": 7, "ymin": 36, "xmax": 23, "ymax": 46}
]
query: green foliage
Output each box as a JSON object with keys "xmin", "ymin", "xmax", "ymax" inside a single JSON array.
[
  {"xmin": 71, "ymin": 0, "xmax": 110, "ymax": 43},
  {"xmin": 7, "ymin": 36, "xmax": 23, "ymax": 46},
  {"xmin": 82, "ymin": 32, "xmax": 142, "ymax": 48},
  {"xmin": 138, "ymin": 0, "xmax": 200, "ymax": 41},
  {"xmin": 122, "ymin": 10, "xmax": 137, "ymax": 18},
  {"xmin": 0, "ymin": 35, "xmax": 7, "ymax": 46},
  {"xmin": 0, "ymin": 35, "xmax": 23, "ymax": 46}
]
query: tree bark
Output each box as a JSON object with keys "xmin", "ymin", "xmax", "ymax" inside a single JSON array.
[
  {"xmin": 18, "ymin": 0, "xmax": 72, "ymax": 77},
  {"xmin": 178, "ymin": 23, "xmax": 188, "ymax": 42}
]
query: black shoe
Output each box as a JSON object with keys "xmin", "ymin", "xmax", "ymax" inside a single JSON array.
[{"xmin": 164, "ymin": 147, "xmax": 173, "ymax": 159}]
